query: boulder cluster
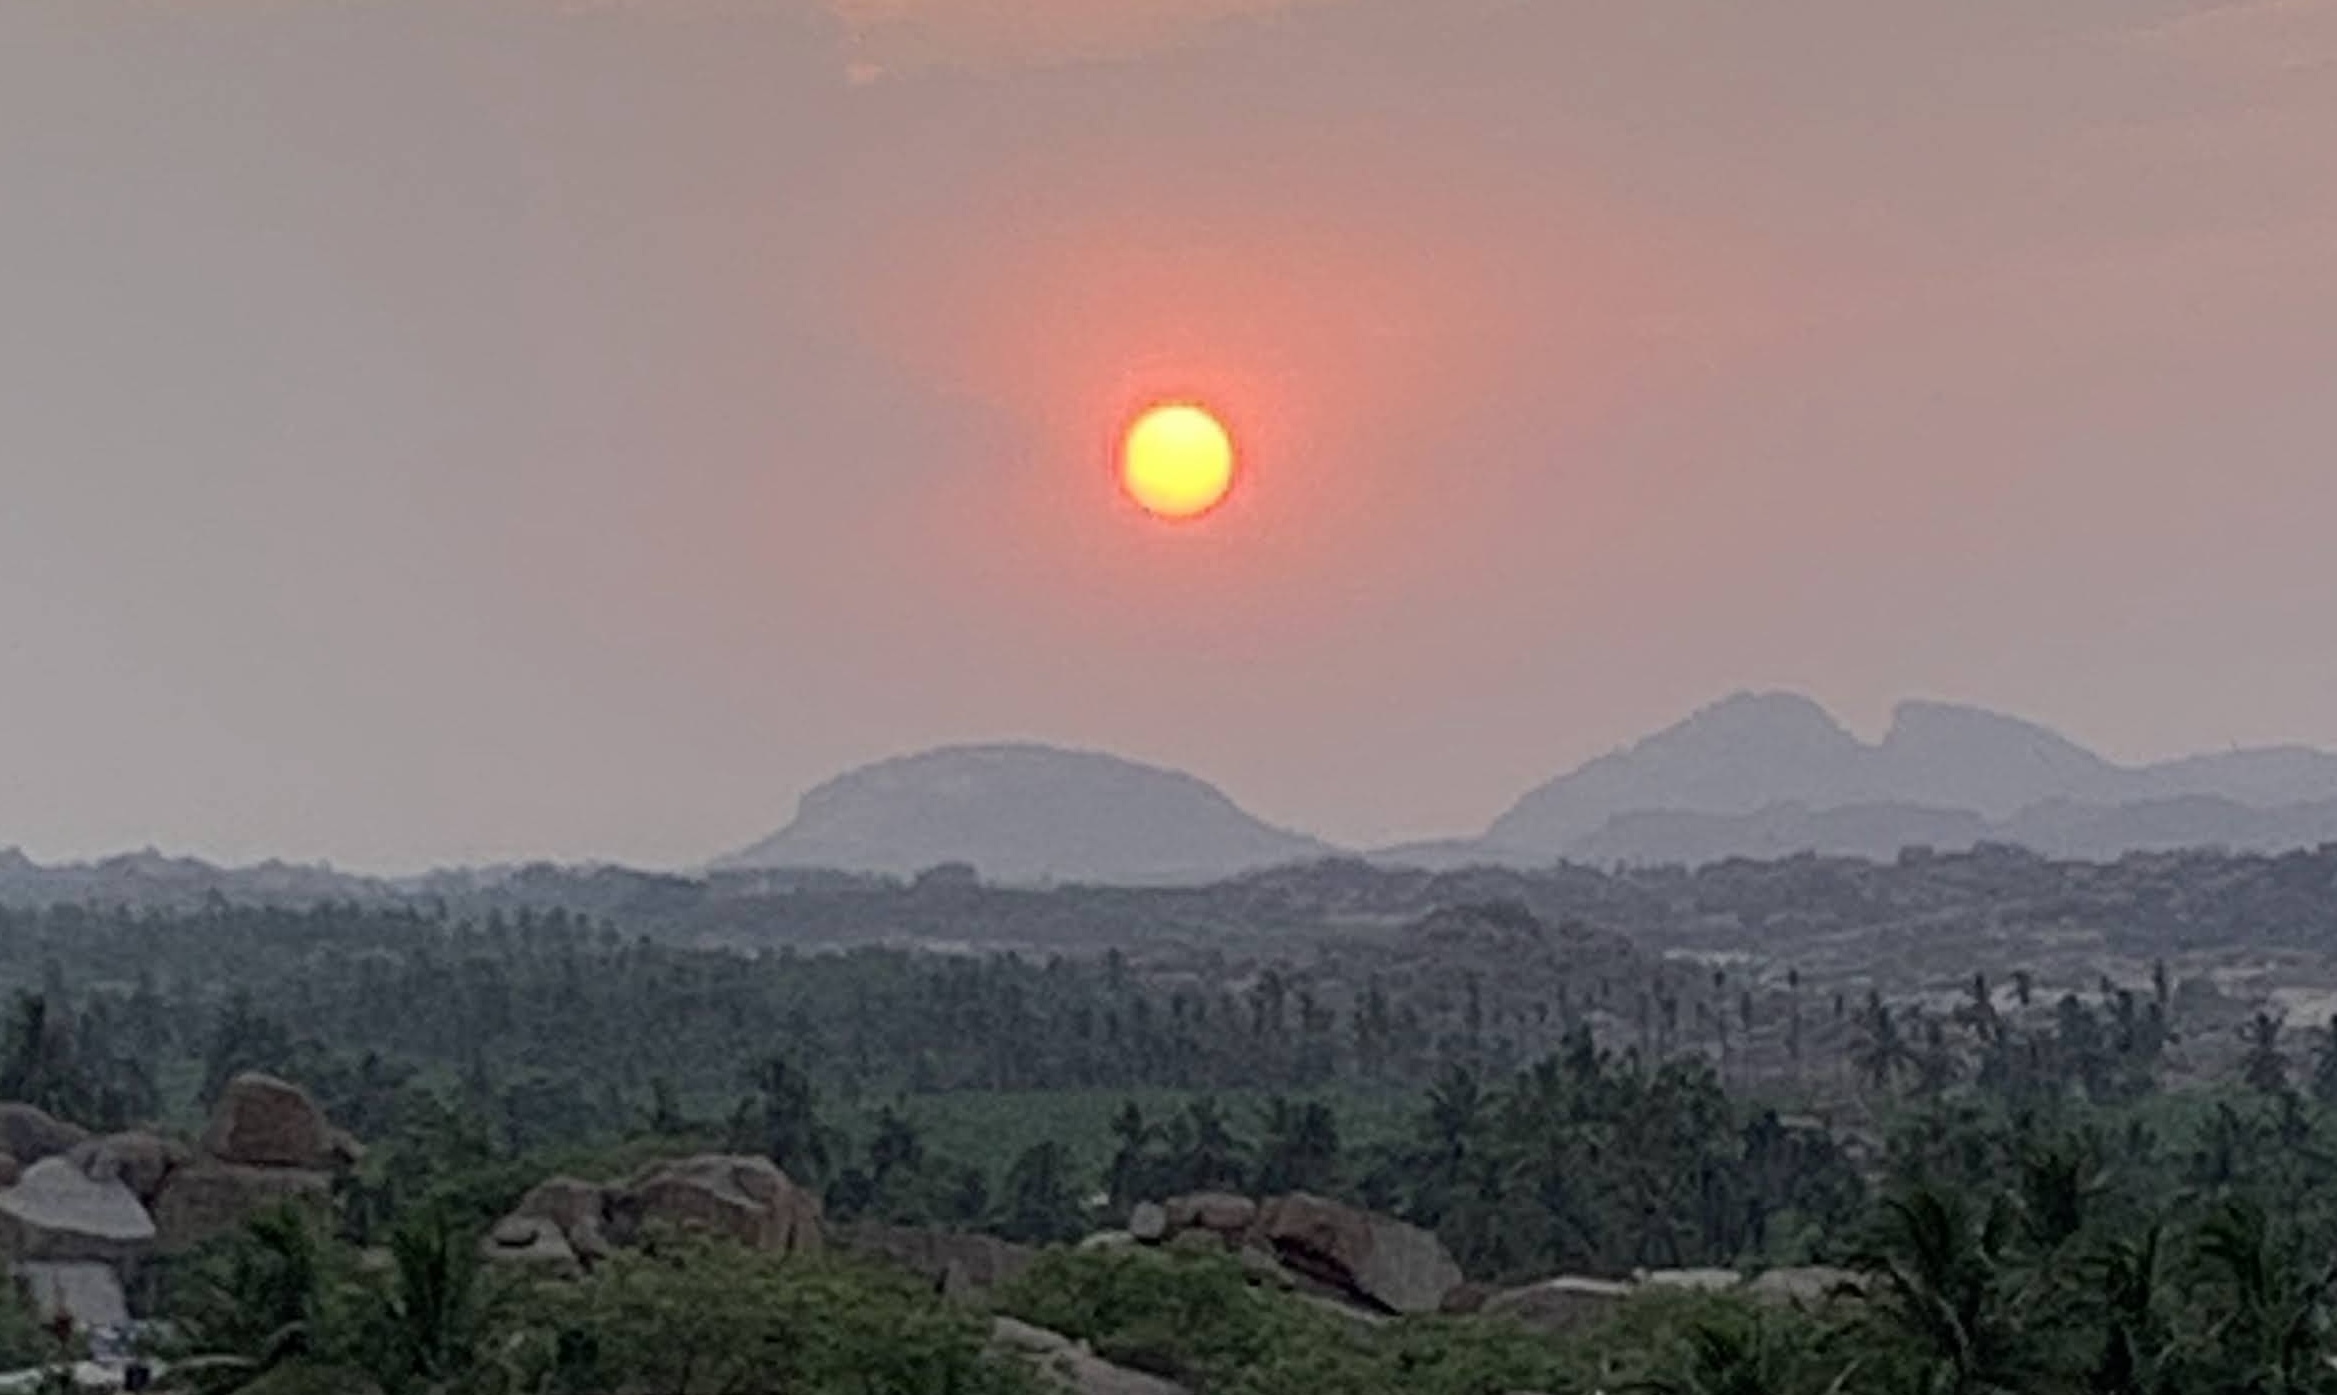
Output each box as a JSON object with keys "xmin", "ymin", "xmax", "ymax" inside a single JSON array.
[
  {"xmin": 989, "ymin": 1316, "xmax": 1187, "ymax": 1395},
  {"xmin": 0, "ymin": 1074, "xmax": 357, "ymax": 1270},
  {"xmin": 1085, "ymin": 1191, "xmax": 1862, "ymax": 1340},
  {"xmin": 482, "ymin": 1154, "xmax": 823, "ymax": 1276},
  {"xmin": 0, "ymin": 1072, "xmax": 1860, "ymax": 1395},
  {"xmin": 834, "ymin": 1219, "xmax": 1036, "ymax": 1300},
  {"xmin": 1449, "ymin": 1264, "xmax": 1866, "ymax": 1335},
  {"xmin": 1093, "ymin": 1190, "xmax": 1465, "ymax": 1318}
]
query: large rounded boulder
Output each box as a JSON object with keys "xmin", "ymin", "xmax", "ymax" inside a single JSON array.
[
  {"xmin": 1254, "ymin": 1193, "xmax": 1462, "ymax": 1316},
  {"xmin": 0, "ymin": 1155, "xmax": 157, "ymax": 1263},
  {"xmin": 202, "ymin": 1074, "xmax": 338, "ymax": 1169}
]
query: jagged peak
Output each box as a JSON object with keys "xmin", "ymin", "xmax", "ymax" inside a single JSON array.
[{"xmin": 1632, "ymin": 690, "xmax": 1856, "ymax": 753}]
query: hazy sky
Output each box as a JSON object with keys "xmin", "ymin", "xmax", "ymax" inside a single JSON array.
[{"xmin": 4, "ymin": 0, "xmax": 2334, "ymax": 871}]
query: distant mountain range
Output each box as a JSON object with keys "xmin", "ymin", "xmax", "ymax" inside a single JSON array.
[
  {"xmin": 1476, "ymin": 692, "xmax": 2337, "ymax": 865},
  {"xmin": 713, "ymin": 694, "xmax": 2337, "ymax": 879},
  {"xmin": 11, "ymin": 694, "xmax": 2337, "ymax": 897}
]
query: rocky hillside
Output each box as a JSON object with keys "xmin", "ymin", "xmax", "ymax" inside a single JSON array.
[
  {"xmin": 714, "ymin": 744, "xmax": 1332, "ymax": 885},
  {"xmin": 1482, "ymin": 691, "xmax": 2337, "ymax": 863}
]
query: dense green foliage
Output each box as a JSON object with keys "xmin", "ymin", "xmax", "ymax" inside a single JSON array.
[
  {"xmin": 0, "ymin": 1276, "xmax": 64, "ymax": 1373},
  {"xmin": 508, "ymin": 1235, "xmax": 1032, "ymax": 1395},
  {"xmin": 1000, "ymin": 1247, "xmax": 1591, "ymax": 1394},
  {"xmin": 0, "ymin": 899, "xmax": 1858, "ymax": 1270},
  {"xmin": 162, "ymin": 1215, "xmax": 1039, "ymax": 1395},
  {"xmin": 0, "ymin": 899, "xmax": 1511, "ymax": 1132},
  {"xmin": 26, "ymin": 886, "xmax": 2337, "ymax": 1392}
]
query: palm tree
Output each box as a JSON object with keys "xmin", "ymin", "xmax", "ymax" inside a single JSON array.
[
  {"xmin": 1254, "ymin": 1097, "xmax": 1341, "ymax": 1195},
  {"xmin": 999, "ymin": 1141, "xmax": 1084, "ymax": 1245},
  {"xmin": 1852, "ymin": 1185, "xmax": 2031, "ymax": 1394},
  {"xmin": 2192, "ymin": 1199, "xmax": 2337, "ymax": 1393},
  {"xmin": 743, "ymin": 1055, "xmax": 834, "ymax": 1184},
  {"xmin": 2241, "ymin": 1013, "xmax": 2291, "ymax": 1096},
  {"xmin": 2187, "ymin": 1102, "xmax": 2262, "ymax": 1193},
  {"xmin": 1169, "ymin": 1098, "xmax": 1244, "ymax": 1192},
  {"xmin": 867, "ymin": 1105, "xmax": 924, "ymax": 1187},
  {"xmin": 1408, "ymin": 1066, "xmax": 1486, "ymax": 1223},
  {"xmin": 377, "ymin": 1209, "xmax": 484, "ymax": 1392},
  {"xmin": 0, "ymin": 993, "xmax": 89, "ymax": 1122},
  {"xmin": 1633, "ymin": 1311, "xmax": 1858, "ymax": 1395},
  {"xmin": 2307, "ymin": 1015, "xmax": 2337, "ymax": 1106},
  {"xmin": 1424, "ymin": 1065, "xmax": 1485, "ymax": 1167},
  {"xmin": 2085, "ymin": 1227, "xmax": 2172, "ymax": 1395},
  {"xmin": 171, "ymin": 1208, "xmax": 324, "ymax": 1392},
  {"xmin": 2016, "ymin": 1137, "xmax": 2099, "ymax": 1254},
  {"xmin": 1104, "ymin": 1100, "xmax": 1157, "ymax": 1207},
  {"xmin": 1852, "ymin": 993, "xmax": 1914, "ymax": 1095}
]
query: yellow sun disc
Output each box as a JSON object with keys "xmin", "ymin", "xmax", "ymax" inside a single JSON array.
[{"xmin": 1121, "ymin": 404, "xmax": 1236, "ymax": 520}]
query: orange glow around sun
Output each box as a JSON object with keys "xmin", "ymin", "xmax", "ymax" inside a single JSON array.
[{"xmin": 1121, "ymin": 403, "xmax": 1236, "ymax": 520}]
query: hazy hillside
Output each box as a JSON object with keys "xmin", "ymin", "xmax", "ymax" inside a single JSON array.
[
  {"xmin": 1483, "ymin": 691, "xmax": 2337, "ymax": 863},
  {"xmin": 14, "ymin": 697, "xmax": 2337, "ymax": 895},
  {"xmin": 0, "ymin": 845, "xmax": 391, "ymax": 908},
  {"xmin": 1482, "ymin": 693, "xmax": 1877, "ymax": 853},
  {"xmin": 713, "ymin": 743, "xmax": 1332, "ymax": 884},
  {"xmin": 2003, "ymin": 795, "xmax": 2337, "ymax": 860}
]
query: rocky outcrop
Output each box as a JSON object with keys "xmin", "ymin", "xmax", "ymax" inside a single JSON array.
[
  {"xmin": 625, "ymin": 1155, "xmax": 822, "ymax": 1255},
  {"xmin": 1163, "ymin": 1193, "xmax": 1255, "ymax": 1237},
  {"xmin": 835, "ymin": 1221, "xmax": 1035, "ymax": 1297},
  {"xmin": 0, "ymin": 1078, "xmax": 358, "ymax": 1267},
  {"xmin": 1126, "ymin": 1203, "xmax": 1167, "ymax": 1243},
  {"xmin": 1254, "ymin": 1193, "xmax": 1462, "ymax": 1316},
  {"xmin": 137, "ymin": 1076, "xmax": 357, "ymax": 1252},
  {"xmin": 1107, "ymin": 1190, "xmax": 1457, "ymax": 1317},
  {"xmin": 484, "ymin": 1156, "xmax": 822, "ymax": 1278},
  {"xmin": 1746, "ymin": 1265, "xmax": 1865, "ymax": 1306},
  {"xmin": 1291, "ymin": 1289, "xmax": 1390, "ymax": 1329},
  {"xmin": 1472, "ymin": 1266, "xmax": 1862, "ymax": 1331},
  {"xmin": 512, "ymin": 1176, "xmax": 615, "ymax": 1261},
  {"xmin": 989, "ymin": 1317, "xmax": 1191, "ymax": 1395},
  {"xmin": 0, "ymin": 1157, "xmax": 157, "ymax": 1263},
  {"xmin": 483, "ymin": 1215, "xmax": 582, "ymax": 1276},
  {"xmin": 11, "ymin": 1260, "xmax": 131, "ymax": 1333},
  {"xmin": 0, "ymin": 1104, "xmax": 89, "ymax": 1167},
  {"xmin": 70, "ymin": 1132, "xmax": 191, "ymax": 1206},
  {"xmin": 1637, "ymin": 1267, "xmax": 1742, "ymax": 1293},
  {"xmin": 1234, "ymin": 1242, "xmax": 1295, "ymax": 1290},
  {"xmin": 1481, "ymin": 1276, "xmax": 1634, "ymax": 1334},
  {"xmin": 151, "ymin": 1161, "xmax": 331, "ymax": 1254},
  {"xmin": 202, "ymin": 1074, "xmax": 343, "ymax": 1169}
]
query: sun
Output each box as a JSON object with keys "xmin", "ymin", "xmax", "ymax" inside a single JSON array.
[{"xmin": 1121, "ymin": 403, "xmax": 1236, "ymax": 520}]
